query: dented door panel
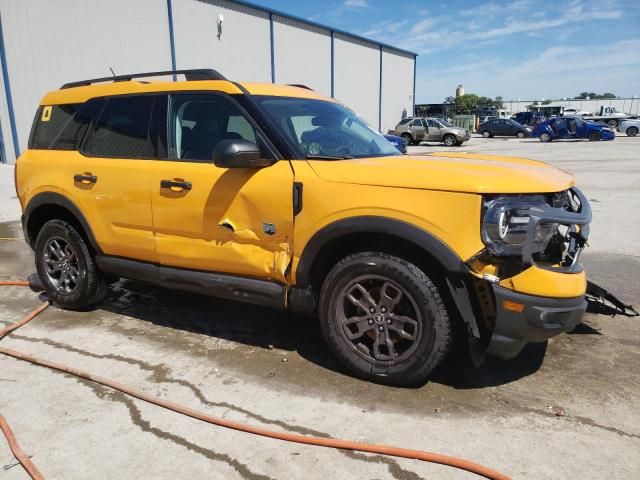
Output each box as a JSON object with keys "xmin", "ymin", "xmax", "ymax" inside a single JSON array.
[{"xmin": 150, "ymin": 160, "xmax": 294, "ymax": 283}]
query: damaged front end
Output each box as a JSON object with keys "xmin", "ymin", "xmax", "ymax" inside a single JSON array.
[{"xmin": 466, "ymin": 188, "xmax": 593, "ymax": 359}]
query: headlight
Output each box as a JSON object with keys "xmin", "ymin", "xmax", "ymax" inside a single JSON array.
[{"xmin": 482, "ymin": 196, "xmax": 557, "ymax": 256}]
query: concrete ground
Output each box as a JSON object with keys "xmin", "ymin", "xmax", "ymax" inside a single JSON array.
[{"xmin": 1, "ymin": 134, "xmax": 639, "ymax": 479}]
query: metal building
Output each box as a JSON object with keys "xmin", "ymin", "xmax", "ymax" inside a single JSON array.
[{"xmin": 0, "ymin": 0, "xmax": 417, "ymax": 164}]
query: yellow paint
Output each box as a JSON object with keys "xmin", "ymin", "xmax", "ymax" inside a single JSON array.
[
  {"xmin": 500, "ymin": 266, "xmax": 587, "ymax": 298},
  {"xmin": 41, "ymin": 106, "xmax": 52, "ymax": 121},
  {"xmin": 18, "ymin": 77, "xmax": 587, "ymax": 302}
]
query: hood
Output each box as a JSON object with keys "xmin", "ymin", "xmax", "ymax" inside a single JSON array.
[{"xmin": 307, "ymin": 152, "xmax": 574, "ymax": 194}]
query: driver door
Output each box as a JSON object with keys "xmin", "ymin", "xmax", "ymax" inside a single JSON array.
[
  {"xmin": 426, "ymin": 119, "xmax": 441, "ymax": 141},
  {"xmin": 149, "ymin": 92, "xmax": 294, "ymax": 283}
]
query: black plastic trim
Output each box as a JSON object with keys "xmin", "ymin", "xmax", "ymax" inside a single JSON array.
[
  {"xmin": 293, "ymin": 182, "xmax": 303, "ymax": 216},
  {"xmin": 487, "ymin": 284, "xmax": 586, "ymax": 359},
  {"xmin": 295, "ymin": 216, "xmax": 468, "ymax": 287},
  {"xmin": 23, "ymin": 192, "xmax": 102, "ymax": 253},
  {"xmin": 61, "ymin": 69, "xmax": 227, "ymax": 89},
  {"xmin": 95, "ymin": 256, "xmax": 286, "ymax": 309}
]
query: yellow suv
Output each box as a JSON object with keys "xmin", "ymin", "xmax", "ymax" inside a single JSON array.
[{"xmin": 16, "ymin": 69, "xmax": 591, "ymax": 386}]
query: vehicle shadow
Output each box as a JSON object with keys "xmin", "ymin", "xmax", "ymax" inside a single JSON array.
[
  {"xmin": 93, "ymin": 279, "xmax": 548, "ymax": 389},
  {"xmin": 100, "ymin": 279, "xmax": 346, "ymax": 374},
  {"xmin": 430, "ymin": 341, "xmax": 547, "ymax": 389}
]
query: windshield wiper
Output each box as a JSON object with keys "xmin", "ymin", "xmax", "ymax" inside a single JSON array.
[{"xmin": 306, "ymin": 154, "xmax": 353, "ymax": 160}]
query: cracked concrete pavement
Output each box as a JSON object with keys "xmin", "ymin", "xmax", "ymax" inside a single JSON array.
[{"xmin": 0, "ymin": 134, "xmax": 639, "ymax": 479}]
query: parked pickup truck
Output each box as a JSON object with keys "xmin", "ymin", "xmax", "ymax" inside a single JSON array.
[
  {"xmin": 618, "ymin": 118, "xmax": 639, "ymax": 137},
  {"xmin": 391, "ymin": 117, "xmax": 470, "ymax": 146}
]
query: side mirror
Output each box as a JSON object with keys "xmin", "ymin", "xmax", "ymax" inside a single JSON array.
[{"xmin": 212, "ymin": 139, "xmax": 273, "ymax": 168}]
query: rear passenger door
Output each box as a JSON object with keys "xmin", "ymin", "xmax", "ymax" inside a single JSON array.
[
  {"xmin": 148, "ymin": 92, "xmax": 294, "ymax": 283},
  {"xmin": 63, "ymin": 95, "xmax": 158, "ymax": 263},
  {"xmin": 409, "ymin": 118, "xmax": 426, "ymax": 141}
]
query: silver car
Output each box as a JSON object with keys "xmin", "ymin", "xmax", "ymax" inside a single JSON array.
[
  {"xmin": 392, "ymin": 117, "xmax": 470, "ymax": 146},
  {"xmin": 618, "ymin": 119, "xmax": 639, "ymax": 137}
]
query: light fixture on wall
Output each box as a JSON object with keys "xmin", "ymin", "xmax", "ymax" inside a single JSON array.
[{"xmin": 217, "ymin": 14, "xmax": 224, "ymax": 40}]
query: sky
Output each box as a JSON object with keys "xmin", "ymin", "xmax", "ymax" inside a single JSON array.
[{"xmin": 247, "ymin": 0, "xmax": 640, "ymax": 103}]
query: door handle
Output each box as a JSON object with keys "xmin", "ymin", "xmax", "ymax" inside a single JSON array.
[
  {"xmin": 73, "ymin": 173, "xmax": 97, "ymax": 184},
  {"xmin": 160, "ymin": 179, "xmax": 192, "ymax": 191}
]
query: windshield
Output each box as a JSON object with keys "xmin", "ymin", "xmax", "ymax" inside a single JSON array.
[{"xmin": 254, "ymin": 96, "xmax": 400, "ymax": 159}]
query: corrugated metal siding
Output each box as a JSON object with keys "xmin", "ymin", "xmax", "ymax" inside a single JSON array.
[
  {"xmin": 172, "ymin": 0, "xmax": 271, "ymax": 82},
  {"xmin": 272, "ymin": 16, "xmax": 331, "ymax": 96},
  {"xmin": 0, "ymin": 0, "xmax": 172, "ymax": 160},
  {"xmin": 333, "ymin": 33, "xmax": 380, "ymax": 129},
  {"xmin": 381, "ymin": 49, "xmax": 414, "ymax": 134}
]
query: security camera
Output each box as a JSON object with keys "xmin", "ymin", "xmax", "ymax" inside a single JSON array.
[{"xmin": 218, "ymin": 14, "xmax": 224, "ymax": 24}]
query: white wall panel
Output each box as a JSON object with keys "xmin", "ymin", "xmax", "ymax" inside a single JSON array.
[
  {"xmin": 0, "ymin": 0, "xmax": 172, "ymax": 161},
  {"xmin": 381, "ymin": 49, "xmax": 414, "ymax": 134},
  {"xmin": 273, "ymin": 16, "xmax": 331, "ymax": 96},
  {"xmin": 172, "ymin": 0, "xmax": 271, "ymax": 83},
  {"xmin": 333, "ymin": 34, "xmax": 380, "ymax": 129}
]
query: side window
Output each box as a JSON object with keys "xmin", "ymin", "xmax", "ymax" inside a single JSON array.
[
  {"xmin": 30, "ymin": 101, "xmax": 103, "ymax": 150},
  {"xmin": 411, "ymin": 119, "xmax": 422, "ymax": 127},
  {"xmin": 168, "ymin": 93, "xmax": 266, "ymax": 162},
  {"xmin": 88, "ymin": 96, "xmax": 155, "ymax": 158},
  {"xmin": 398, "ymin": 118, "xmax": 411, "ymax": 126}
]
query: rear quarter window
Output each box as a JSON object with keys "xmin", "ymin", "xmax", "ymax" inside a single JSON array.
[{"xmin": 30, "ymin": 100, "xmax": 104, "ymax": 150}]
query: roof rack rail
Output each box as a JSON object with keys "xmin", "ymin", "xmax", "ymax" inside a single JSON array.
[
  {"xmin": 61, "ymin": 68, "xmax": 227, "ymax": 89},
  {"xmin": 287, "ymin": 84, "xmax": 314, "ymax": 91}
]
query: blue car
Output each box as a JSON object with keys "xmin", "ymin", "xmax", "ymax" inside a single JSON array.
[
  {"xmin": 532, "ymin": 116, "xmax": 615, "ymax": 142},
  {"xmin": 384, "ymin": 134, "xmax": 407, "ymax": 153}
]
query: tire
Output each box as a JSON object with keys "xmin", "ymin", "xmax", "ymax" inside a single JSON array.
[
  {"xmin": 319, "ymin": 252, "xmax": 452, "ymax": 386},
  {"xmin": 539, "ymin": 132, "xmax": 552, "ymax": 142},
  {"xmin": 588, "ymin": 131, "xmax": 601, "ymax": 141},
  {"xmin": 482, "ymin": 130, "xmax": 491, "ymax": 138},
  {"xmin": 35, "ymin": 219, "xmax": 107, "ymax": 310},
  {"xmin": 443, "ymin": 134, "xmax": 456, "ymax": 146},
  {"xmin": 516, "ymin": 131, "xmax": 526, "ymax": 139},
  {"xmin": 626, "ymin": 126, "xmax": 638, "ymax": 137},
  {"xmin": 401, "ymin": 133, "xmax": 414, "ymax": 145},
  {"xmin": 607, "ymin": 119, "xmax": 618, "ymax": 128}
]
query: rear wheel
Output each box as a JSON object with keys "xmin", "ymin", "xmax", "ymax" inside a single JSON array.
[
  {"xmin": 401, "ymin": 133, "xmax": 414, "ymax": 146},
  {"xmin": 539, "ymin": 132, "xmax": 552, "ymax": 142},
  {"xmin": 319, "ymin": 252, "xmax": 452, "ymax": 386},
  {"xmin": 589, "ymin": 131, "xmax": 601, "ymax": 141},
  {"xmin": 443, "ymin": 134, "xmax": 456, "ymax": 146},
  {"xmin": 607, "ymin": 119, "xmax": 618, "ymax": 128},
  {"xmin": 626, "ymin": 126, "xmax": 638, "ymax": 137},
  {"xmin": 516, "ymin": 131, "xmax": 526, "ymax": 139},
  {"xmin": 35, "ymin": 219, "xmax": 107, "ymax": 310},
  {"xmin": 482, "ymin": 131, "xmax": 491, "ymax": 138}
]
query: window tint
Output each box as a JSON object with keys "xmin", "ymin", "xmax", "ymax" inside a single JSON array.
[
  {"xmin": 89, "ymin": 96, "xmax": 155, "ymax": 158},
  {"xmin": 169, "ymin": 94, "xmax": 264, "ymax": 162},
  {"xmin": 30, "ymin": 101, "xmax": 103, "ymax": 150},
  {"xmin": 411, "ymin": 119, "xmax": 422, "ymax": 127},
  {"xmin": 398, "ymin": 118, "xmax": 411, "ymax": 126}
]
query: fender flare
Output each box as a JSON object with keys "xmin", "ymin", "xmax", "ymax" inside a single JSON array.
[
  {"xmin": 295, "ymin": 216, "xmax": 468, "ymax": 287},
  {"xmin": 294, "ymin": 216, "xmax": 483, "ymax": 346},
  {"xmin": 23, "ymin": 192, "xmax": 102, "ymax": 253}
]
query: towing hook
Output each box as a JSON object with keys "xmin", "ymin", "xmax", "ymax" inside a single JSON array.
[{"xmin": 586, "ymin": 280, "xmax": 639, "ymax": 317}]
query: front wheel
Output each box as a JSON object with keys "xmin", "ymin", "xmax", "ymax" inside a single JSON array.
[
  {"xmin": 35, "ymin": 219, "xmax": 107, "ymax": 310},
  {"xmin": 626, "ymin": 126, "xmax": 638, "ymax": 137},
  {"xmin": 589, "ymin": 131, "xmax": 601, "ymax": 141},
  {"xmin": 443, "ymin": 134, "xmax": 456, "ymax": 146},
  {"xmin": 539, "ymin": 132, "xmax": 552, "ymax": 142},
  {"xmin": 319, "ymin": 252, "xmax": 452, "ymax": 386},
  {"xmin": 516, "ymin": 131, "xmax": 526, "ymax": 139}
]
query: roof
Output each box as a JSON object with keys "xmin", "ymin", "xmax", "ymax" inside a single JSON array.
[
  {"xmin": 40, "ymin": 79, "xmax": 334, "ymax": 105},
  {"xmin": 228, "ymin": 0, "xmax": 417, "ymax": 57}
]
